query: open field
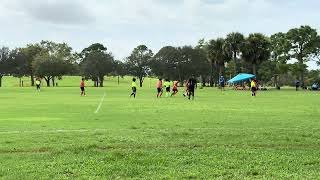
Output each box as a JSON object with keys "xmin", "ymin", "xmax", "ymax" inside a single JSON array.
[{"xmin": 0, "ymin": 77, "xmax": 320, "ymax": 179}]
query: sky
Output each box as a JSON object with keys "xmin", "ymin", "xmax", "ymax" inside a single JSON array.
[{"xmin": 0, "ymin": 0, "xmax": 319, "ymax": 69}]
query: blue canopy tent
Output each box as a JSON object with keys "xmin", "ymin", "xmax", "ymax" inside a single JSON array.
[{"xmin": 228, "ymin": 73, "xmax": 256, "ymax": 84}]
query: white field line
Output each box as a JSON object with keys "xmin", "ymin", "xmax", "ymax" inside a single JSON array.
[
  {"xmin": 0, "ymin": 127, "xmax": 317, "ymax": 135},
  {"xmin": 94, "ymin": 92, "xmax": 106, "ymax": 114}
]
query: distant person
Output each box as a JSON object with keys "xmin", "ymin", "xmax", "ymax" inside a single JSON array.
[
  {"xmin": 130, "ymin": 78, "xmax": 137, "ymax": 98},
  {"xmin": 219, "ymin": 75, "xmax": 225, "ymax": 91},
  {"xmin": 251, "ymin": 79, "xmax": 257, "ymax": 97},
  {"xmin": 188, "ymin": 75, "xmax": 197, "ymax": 100},
  {"xmin": 156, "ymin": 78, "xmax": 163, "ymax": 98},
  {"xmin": 35, "ymin": 79, "xmax": 41, "ymax": 92},
  {"xmin": 164, "ymin": 79, "xmax": 171, "ymax": 97},
  {"xmin": 295, "ymin": 80, "xmax": 300, "ymax": 91},
  {"xmin": 80, "ymin": 78, "xmax": 86, "ymax": 96},
  {"xmin": 171, "ymin": 81, "xmax": 179, "ymax": 96}
]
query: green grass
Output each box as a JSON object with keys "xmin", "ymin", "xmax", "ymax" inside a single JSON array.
[{"xmin": 0, "ymin": 76, "xmax": 320, "ymax": 179}]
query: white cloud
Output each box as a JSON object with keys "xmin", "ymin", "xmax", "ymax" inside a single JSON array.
[{"xmin": 0, "ymin": 0, "xmax": 319, "ymax": 69}]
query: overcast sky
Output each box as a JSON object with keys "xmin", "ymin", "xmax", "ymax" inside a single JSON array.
[{"xmin": 0, "ymin": 0, "xmax": 319, "ymax": 69}]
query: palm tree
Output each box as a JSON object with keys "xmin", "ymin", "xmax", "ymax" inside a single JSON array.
[
  {"xmin": 225, "ymin": 32, "xmax": 245, "ymax": 75},
  {"xmin": 207, "ymin": 38, "xmax": 229, "ymax": 84},
  {"xmin": 241, "ymin": 33, "xmax": 271, "ymax": 76}
]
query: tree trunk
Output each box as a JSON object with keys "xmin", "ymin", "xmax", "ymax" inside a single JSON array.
[
  {"xmin": 52, "ymin": 77, "xmax": 56, "ymax": 87},
  {"xmin": 44, "ymin": 76, "xmax": 51, "ymax": 87},
  {"xmin": 31, "ymin": 74, "xmax": 35, "ymax": 86},
  {"xmin": 179, "ymin": 76, "xmax": 184, "ymax": 87},
  {"xmin": 274, "ymin": 75, "xmax": 278, "ymax": 87},
  {"xmin": 252, "ymin": 63, "xmax": 257, "ymax": 76},
  {"xmin": 45, "ymin": 79, "xmax": 50, "ymax": 87},
  {"xmin": 300, "ymin": 71, "xmax": 304, "ymax": 88},
  {"xmin": 209, "ymin": 61, "xmax": 214, "ymax": 87},
  {"xmin": 0, "ymin": 76, "xmax": 2, "ymax": 87},
  {"xmin": 219, "ymin": 64, "xmax": 224, "ymax": 77},
  {"xmin": 233, "ymin": 52, "xmax": 238, "ymax": 75},
  {"xmin": 118, "ymin": 76, "xmax": 120, "ymax": 85},
  {"xmin": 201, "ymin": 75, "xmax": 206, "ymax": 87},
  {"xmin": 19, "ymin": 78, "xmax": 22, "ymax": 87},
  {"xmin": 99, "ymin": 76, "xmax": 104, "ymax": 87}
]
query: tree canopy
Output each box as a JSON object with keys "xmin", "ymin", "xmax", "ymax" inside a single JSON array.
[{"xmin": 0, "ymin": 25, "xmax": 319, "ymax": 88}]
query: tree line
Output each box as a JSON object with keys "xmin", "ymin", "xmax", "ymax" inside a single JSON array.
[{"xmin": 0, "ymin": 25, "xmax": 320, "ymax": 88}]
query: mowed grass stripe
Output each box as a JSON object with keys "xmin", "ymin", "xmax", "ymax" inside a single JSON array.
[{"xmin": 94, "ymin": 92, "xmax": 106, "ymax": 114}]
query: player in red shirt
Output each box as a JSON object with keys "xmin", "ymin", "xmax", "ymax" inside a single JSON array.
[
  {"xmin": 171, "ymin": 81, "xmax": 179, "ymax": 96},
  {"xmin": 80, "ymin": 78, "xmax": 86, "ymax": 96}
]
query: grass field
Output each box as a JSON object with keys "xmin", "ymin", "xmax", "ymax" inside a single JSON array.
[{"xmin": 0, "ymin": 76, "xmax": 320, "ymax": 179}]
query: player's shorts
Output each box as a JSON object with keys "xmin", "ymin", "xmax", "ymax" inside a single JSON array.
[
  {"xmin": 132, "ymin": 87, "xmax": 137, "ymax": 93},
  {"xmin": 80, "ymin": 87, "xmax": 85, "ymax": 91},
  {"xmin": 188, "ymin": 86, "xmax": 195, "ymax": 92},
  {"xmin": 157, "ymin": 88, "xmax": 162, "ymax": 93},
  {"xmin": 251, "ymin": 87, "xmax": 256, "ymax": 92},
  {"xmin": 173, "ymin": 88, "xmax": 178, "ymax": 92},
  {"xmin": 166, "ymin": 87, "xmax": 170, "ymax": 92},
  {"xmin": 36, "ymin": 85, "xmax": 40, "ymax": 89},
  {"xmin": 220, "ymin": 83, "xmax": 225, "ymax": 87}
]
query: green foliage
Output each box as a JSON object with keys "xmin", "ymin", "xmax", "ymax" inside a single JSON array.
[
  {"xmin": 33, "ymin": 55, "xmax": 74, "ymax": 86},
  {"xmin": 241, "ymin": 33, "xmax": 271, "ymax": 76},
  {"xmin": 207, "ymin": 38, "xmax": 229, "ymax": 76},
  {"xmin": 152, "ymin": 46, "xmax": 180, "ymax": 80},
  {"xmin": 126, "ymin": 45, "xmax": 153, "ymax": 87},
  {"xmin": 152, "ymin": 46, "xmax": 209, "ymax": 84},
  {"xmin": 224, "ymin": 32, "xmax": 245, "ymax": 75},
  {"xmin": 31, "ymin": 41, "xmax": 76, "ymax": 87},
  {"xmin": 81, "ymin": 50, "xmax": 115, "ymax": 87},
  {"xmin": 80, "ymin": 43, "xmax": 108, "ymax": 58},
  {"xmin": 0, "ymin": 47, "xmax": 10, "ymax": 87}
]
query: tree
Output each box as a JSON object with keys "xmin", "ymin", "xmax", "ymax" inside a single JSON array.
[
  {"xmin": 111, "ymin": 60, "xmax": 127, "ymax": 85},
  {"xmin": 7, "ymin": 48, "xmax": 30, "ymax": 86},
  {"xmin": 224, "ymin": 32, "xmax": 245, "ymax": 75},
  {"xmin": 32, "ymin": 41, "xmax": 76, "ymax": 87},
  {"xmin": 0, "ymin": 47, "xmax": 10, "ymax": 87},
  {"xmin": 206, "ymin": 38, "xmax": 230, "ymax": 86},
  {"xmin": 270, "ymin": 32, "xmax": 291, "ymax": 87},
  {"xmin": 81, "ymin": 51, "xmax": 115, "ymax": 87},
  {"xmin": 194, "ymin": 44, "xmax": 211, "ymax": 86},
  {"xmin": 286, "ymin": 25, "xmax": 320, "ymax": 87},
  {"xmin": 33, "ymin": 54, "xmax": 74, "ymax": 86},
  {"xmin": 242, "ymin": 33, "xmax": 271, "ymax": 76},
  {"xmin": 306, "ymin": 70, "xmax": 320, "ymax": 85},
  {"xmin": 81, "ymin": 43, "xmax": 107, "ymax": 57},
  {"xmin": 113, "ymin": 60, "xmax": 127, "ymax": 77},
  {"xmin": 21, "ymin": 44, "xmax": 45, "ymax": 86},
  {"xmin": 152, "ymin": 46, "xmax": 181, "ymax": 81},
  {"xmin": 126, "ymin": 45, "xmax": 153, "ymax": 87},
  {"xmin": 207, "ymin": 38, "xmax": 229, "ymax": 78}
]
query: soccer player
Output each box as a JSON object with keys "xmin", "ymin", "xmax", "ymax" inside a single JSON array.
[
  {"xmin": 183, "ymin": 80, "xmax": 189, "ymax": 97},
  {"xmin": 156, "ymin": 78, "xmax": 163, "ymax": 98},
  {"xmin": 251, "ymin": 78, "xmax": 257, "ymax": 97},
  {"xmin": 171, "ymin": 81, "xmax": 179, "ymax": 96},
  {"xmin": 219, "ymin": 75, "xmax": 225, "ymax": 91},
  {"xmin": 80, "ymin": 78, "xmax": 86, "ymax": 96},
  {"xmin": 295, "ymin": 80, "xmax": 300, "ymax": 91},
  {"xmin": 35, "ymin": 78, "xmax": 41, "ymax": 92},
  {"xmin": 130, "ymin": 78, "xmax": 137, "ymax": 98},
  {"xmin": 188, "ymin": 75, "xmax": 197, "ymax": 100},
  {"xmin": 164, "ymin": 79, "xmax": 171, "ymax": 97}
]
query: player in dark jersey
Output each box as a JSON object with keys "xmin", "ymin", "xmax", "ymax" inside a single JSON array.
[{"xmin": 188, "ymin": 75, "xmax": 197, "ymax": 100}]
